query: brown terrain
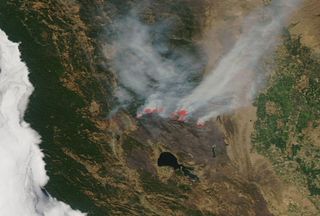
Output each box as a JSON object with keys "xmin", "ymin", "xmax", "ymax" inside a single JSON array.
[{"xmin": 1, "ymin": 0, "xmax": 320, "ymax": 215}]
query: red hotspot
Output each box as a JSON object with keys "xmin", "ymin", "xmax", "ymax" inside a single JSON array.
[{"xmin": 172, "ymin": 109, "xmax": 189, "ymax": 122}]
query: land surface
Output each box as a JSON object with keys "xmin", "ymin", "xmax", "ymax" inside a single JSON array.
[{"xmin": 0, "ymin": 0, "xmax": 319, "ymax": 215}]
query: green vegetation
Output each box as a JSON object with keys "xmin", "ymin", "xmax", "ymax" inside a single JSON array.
[
  {"xmin": 122, "ymin": 136, "xmax": 147, "ymax": 153},
  {"xmin": 140, "ymin": 171, "xmax": 215, "ymax": 215},
  {"xmin": 0, "ymin": 2, "xmax": 113, "ymax": 215},
  {"xmin": 253, "ymin": 31, "xmax": 320, "ymax": 205},
  {"xmin": 140, "ymin": 171, "xmax": 185, "ymax": 197}
]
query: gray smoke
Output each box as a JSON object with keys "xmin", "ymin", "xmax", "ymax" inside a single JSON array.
[
  {"xmin": 109, "ymin": 13, "xmax": 205, "ymax": 117},
  {"xmin": 108, "ymin": 0, "xmax": 301, "ymax": 124}
]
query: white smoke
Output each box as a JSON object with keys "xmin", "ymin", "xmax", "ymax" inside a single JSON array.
[
  {"xmin": 110, "ymin": 0, "xmax": 300, "ymax": 125},
  {"xmin": 0, "ymin": 29, "xmax": 85, "ymax": 216},
  {"xmin": 111, "ymin": 16, "xmax": 204, "ymax": 117},
  {"xmin": 176, "ymin": 0, "xmax": 301, "ymax": 124}
]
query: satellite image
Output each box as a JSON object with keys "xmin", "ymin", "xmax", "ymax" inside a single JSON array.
[{"xmin": 0, "ymin": 0, "xmax": 320, "ymax": 215}]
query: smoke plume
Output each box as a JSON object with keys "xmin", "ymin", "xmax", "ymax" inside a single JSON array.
[{"xmin": 110, "ymin": 0, "xmax": 300, "ymax": 125}]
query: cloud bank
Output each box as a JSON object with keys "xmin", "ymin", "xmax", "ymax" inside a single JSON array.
[
  {"xmin": 0, "ymin": 29, "xmax": 85, "ymax": 216},
  {"xmin": 110, "ymin": 0, "xmax": 300, "ymax": 125}
]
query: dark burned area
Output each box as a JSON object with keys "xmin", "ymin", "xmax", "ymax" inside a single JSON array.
[{"xmin": 125, "ymin": 115, "xmax": 228, "ymax": 177}]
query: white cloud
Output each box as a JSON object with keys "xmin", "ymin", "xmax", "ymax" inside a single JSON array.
[{"xmin": 0, "ymin": 29, "xmax": 85, "ymax": 216}]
